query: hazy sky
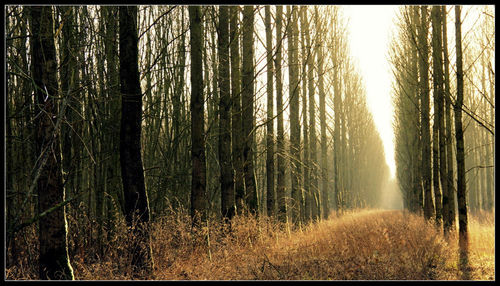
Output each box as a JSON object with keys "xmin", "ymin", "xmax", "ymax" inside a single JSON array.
[{"xmin": 343, "ymin": 5, "xmax": 398, "ymax": 179}]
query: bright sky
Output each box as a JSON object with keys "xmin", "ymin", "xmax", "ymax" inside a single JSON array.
[{"xmin": 343, "ymin": 5, "xmax": 398, "ymax": 179}]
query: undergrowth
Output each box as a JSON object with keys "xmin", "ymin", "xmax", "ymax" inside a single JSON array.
[{"xmin": 5, "ymin": 208, "xmax": 494, "ymax": 280}]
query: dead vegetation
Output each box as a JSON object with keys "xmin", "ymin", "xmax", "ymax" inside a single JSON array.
[{"xmin": 5, "ymin": 208, "xmax": 494, "ymax": 280}]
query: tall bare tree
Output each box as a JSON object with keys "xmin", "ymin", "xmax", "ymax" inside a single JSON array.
[
  {"xmin": 230, "ymin": 6, "xmax": 245, "ymax": 214},
  {"xmin": 315, "ymin": 7, "xmax": 329, "ymax": 219},
  {"xmin": 242, "ymin": 5, "xmax": 257, "ymax": 213},
  {"xmin": 119, "ymin": 6, "xmax": 154, "ymax": 274},
  {"xmin": 189, "ymin": 6, "xmax": 207, "ymax": 225},
  {"xmin": 418, "ymin": 6, "xmax": 435, "ymax": 220},
  {"xmin": 265, "ymin": 5, "xmax": 275, "ymax": 217},
  {"xmin": 454, "ymin": 4, "xmax": 468, "ymax": 267},
  {"xmin": 431, "ymin": 5, "xmax": 444, "ymax": 227},
  {"xmin": 30, "ymin": 6, "xmax": 74, "ymax": 280},
  {"xmin": 288, "ymin": 5, "xmax": 301, "ymax": 224},
  {"xmin": 218, "ymin": 6, "xmax": 235, "ymax": 221},
  {"xmin": 275, "ymin": 5, "xmax": 287, "ymax": 222},
  {"xmin": 441, "ymin": 5, "xmax": 456, "ymax": 233}
]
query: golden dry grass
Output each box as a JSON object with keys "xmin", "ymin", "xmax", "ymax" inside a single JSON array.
[{"xmin": 5, "ymin": 208, "xmax": 494, "ymax": 280}]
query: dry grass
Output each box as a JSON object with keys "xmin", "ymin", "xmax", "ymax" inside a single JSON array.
[
  {"xmin": 5, "ymin": 208, "xmax": 494, "ymax": 280},
  {"xmin": 439, "ymin": 209, "xmax": 495, "ymax": 280}
]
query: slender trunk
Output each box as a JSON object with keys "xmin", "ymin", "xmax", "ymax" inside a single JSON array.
[
  {"xmin": 218, "ymin": 6, "xmax": 235, "ymax": 221},
  {"xmin": 265, "ymin": 6, "xmax": 275, "ymax": 217},
  {"xmin": 316, "ymin": 7, "xmax": 329, "ymax": 220},
  {"xmin": 242, "ymin": 5, "xmax": 257, "ymax": 213},
  {"xmin": 432, "ymin": 5, "xmax": 444, "ymax": 227},
  {"xmin": 441, "ymin": 5, "xmax": 456, "ymax": 233},
  {"xmin": 6, "ymin": 11, "xmax": 15, "ymax": 266},
  {"xmin": 418, "ymin": 6, "xmax": 435, "ymax": 220},
  {"xmin": 300, "ymin": 6, "xmax": 310, "ymax": 223},
  {"xmin": 275, "ymin": 6, "xmax": 287, "ymax": 223},
  {"xmin": 288, "ymin": 5, "xmax": 301, "ymax": 225},
  {"xmin": 410, "ymin": 7, "xmax": 422, "ymax": 214},
  {"xmin": 119, "ymin": 6, "xmax": 153, "ymax": 274},
  {"xmin": 189, "ymin": 6, "xmax": 207, "ymax": 226},
  {"xmin": 230, "ymin": 6, "xmax": 245, "ymax": 215},
  {"xmin": 103, "ymin": 6, "xmax": 120, "ymax": 240},
  {"xmin": 333, "ymin": 25, "xmax": 341, "ymax": 213},
  {"xmin": 31, "ymin": 6, "xmax": 74, "ymax": 280},
  {"xmin": 454, "ymin": 5, "xmax": 469, "ymax": 266},
  {"xmin": 305, "ymin": 7, "xmax": 318, "ymax": 221}
]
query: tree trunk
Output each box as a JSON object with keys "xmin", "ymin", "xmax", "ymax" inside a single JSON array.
[
  {"xmin": 300, "ymin": 6, "xmax": 310, "ymax": 223},
  {"xmin": 432, "ymin": 5, "xmax": 444, "ymax": 227},
  {"xmin": 30, "ymin": 6, "xmax": 74, "ymax": 280},
  {"xmin": 189, "ymin": 6, "xmax": 207, "ymax": 226},
  {"xmin": 410, "ymin": 6, "xmax": 423, "ymax": 215},
  {"xmin": 103, "ymin": 5, "xmax": 120, "ymax": 243},
  {"xmin": 242, "ymin": 5, "xmax": 258, "ymax": 213},
  {"xmin": 287, "ymin": 5, "xmax": 301, "ymax": 225},
  {"xmin": 275, "ymin": 6, "xmax": 287, "ymax": 223},
  {"xmin": 333, "ymin": 19, "xmax": 341, "ymax": 213},
  {"xmin": 454, "ymin": 4, "xmax": 469, "ymax": 266},
  {"xmin": 441, "ymin": 5, "xmax": 456, "ymax": 233},
  {"xmin": 230, "ymin": 6, "xmax": 245, "ymax": 215},
  {"xmin": 315, "ymin": 7, "xmax": 329, "ymax": 220},
  {"xmin": 119, "ymin": 6, "xmax": 153, "ymax": 274},
  {"xmin": 418, "ymin": 6, "xmax": 435, "ymax": 220},
  {"xmin": 218, "ymin": 6, "xmax": 235, "ymax": 221},
  {"xmin": 306, "ymin": 7, "xmax": 318, "ymax": 221},
  {"xmin": 265, "ymin": 5, "xmax": 275, "ymax": 217}
]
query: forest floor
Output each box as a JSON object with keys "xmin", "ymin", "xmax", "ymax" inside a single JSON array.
[{"xmin": 6, "ymin": 208, "xmax": 494, "ymax": 280}]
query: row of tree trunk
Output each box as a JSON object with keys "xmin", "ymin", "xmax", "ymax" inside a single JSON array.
[{"xmin": 392, "ymin": 5, "xmax": 494, "ymax": 267}]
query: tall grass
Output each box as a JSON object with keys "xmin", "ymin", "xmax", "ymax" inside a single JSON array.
[{"xmin": 5, "ymin": 208, "xmax": 494, "ymax": 280}]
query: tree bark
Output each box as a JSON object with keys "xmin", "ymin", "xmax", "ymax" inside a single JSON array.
[
  {"xmin": 300, "ymin": 6, "xmax": 310, "ymax": 223},
  {"xmin": 333, "ymin": 17, "xmax": 341, "ymax": 213},
  {"xmin": 119, "ymin": 6, "xmax": 153, "ymax": 274},
  {"xmin": 242, "ymin": 5, "xmax": 258, "ymax": 213},
  {"xmin": 218, "ymin": 6, "xmax": 235, "ymax": 221},
  {"xmin": 30, "ymin": 6, "xmax": 74, "ymax": 280},
  {"xmin": 275, "ymin": 6, "xmax": 287, "ymax": 223},
  {"xmin": 189, "ymin": 6, "xmax": 207, "ymax": 225},
  {"xmin": 230, "ymin": 6, "xmax": 245, "ymax": 215},
  {"xmin": 288, "ymin": 5, "xmax": 301, "ymax": 225},
  {"xmin": 454, "ymin": 4, "xmax": 469, "ymax": 266},
  {"xmin": 315, "ymin": 7, "xmax": 329, "ymax": 220},
  {"xmin": 431, "ymin": 5, "xmax": 444, "ymax": 227},
  {"xmin": 441, "ymin": 5, "xmax": 456, "ymax": 233},
  {"xmin": 265, "ymin": 5, "xmax": 275, "ymax": 217},
  {"xmin": 418, "ymin": 6, "xmax": 435, "ymax": 220}
]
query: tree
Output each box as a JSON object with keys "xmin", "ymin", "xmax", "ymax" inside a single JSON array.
[
  {"xmin": 431, "ymin": 5, "xmax": 444, "ymax": 226},
  {"xmin": 218, "ymin": 6, "xmax": 235, "ymax": 221},
  {"xmin": 119, "ymin": 6, "xmax": 154, "ymax": 274},
  {"xmin": 102, "ymin": 5, "xmax": 120, "ymax": 243},
  {"xmin": 242, "ymin": 5, "xmax": 257, "ymax": 213},
  {"xmin": 265, "ymin": 5, "xmax": 275, "ymax": 217},
  {"xmin": 275, "ymin": 5, "xmax": 287, "ymax": 223},
  {"xmin": 189, "ymin": 5, "xmax": 207, "ymax": 225},
  {"xmin": 30, "ymin": 6, "xmax": 74, "ymax": 280},
  {"xmin": 315, "ymin": 7, "xmax": 329, "ymax": 219},
  {"xmin": 454, "ymin": 4, "xmax": 469, "ymax": 266},
  {"xmin": 230, "ymin": 6, "xmax": 245, "ymax": 214},
  {"xmin": 418, "ymin": 6, "xmax": 435, "ymax": 220},
  {"xmin": 288, "ymin": 5, "xmax": 301, "ymax": 225},
  {"xmin": 300, "ymin": 6, "xmax": 310, "ymax": 223},
  {"xmin": 306, "ymin": 8, "xmax": 319, "ymax": 221},
  {"xmin": 441, "ymin": 5, "xmax": 456, "ymax": 233},
  {"xmin": 332, "ymin": 9, "xmax": 342, "ymax": 213}
]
